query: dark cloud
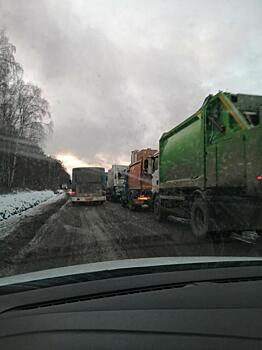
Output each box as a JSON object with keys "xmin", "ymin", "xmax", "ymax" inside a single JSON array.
[{"xmin": 0, "ymin": 0, "xmax": 262, "ymax": 167}]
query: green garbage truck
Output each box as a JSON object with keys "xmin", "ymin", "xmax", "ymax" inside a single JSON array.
[{"xmin": 154, "ymin": 91, "xmax": 262, "ymax": 238}]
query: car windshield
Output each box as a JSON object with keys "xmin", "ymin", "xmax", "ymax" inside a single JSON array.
[{"xmin": 0, "ymin": 0, "xmax": 262, "ymax": 279}]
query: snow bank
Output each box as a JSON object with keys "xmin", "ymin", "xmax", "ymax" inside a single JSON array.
[
  {"xmin": 0, "ymin": 190, "xmax": 56, "ymax": 221},
  {"xmin": 0, "ymin": 192, "xmax": 66, "ymax": 240}
]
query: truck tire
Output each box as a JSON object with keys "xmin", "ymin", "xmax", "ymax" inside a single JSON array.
[
  {"xmin": 127, "ymin": 194, "xmax": 136, "ymax": 211},
  {"xmin": 120, "ymin": 198, "xmax": 126, "ymax": 208},
  {"xmin": 129, "ymin": 200, "xmax": 136, "ymax": 211},
  {"xmin": 154, "ymin": 196, "xmax": 168, "ymax": 222},
  {"xmin": 191, "ymin": 197, "xmax": 209, "ymax": 239}
]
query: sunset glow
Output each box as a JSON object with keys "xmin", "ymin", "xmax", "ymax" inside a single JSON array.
[{"xmin": 55, "ymin": 153, "xmax": 89, "ymax": 176}]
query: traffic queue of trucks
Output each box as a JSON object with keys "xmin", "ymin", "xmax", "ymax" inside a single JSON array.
[{"xmin": 70, "ymin": 91, "xmax": 262, "ymax": 239}]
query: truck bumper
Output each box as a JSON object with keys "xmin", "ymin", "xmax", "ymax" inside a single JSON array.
[
  {"xmin": 71, "ymin": 196, "xmax": 106, "ymax": 203},
  {"xmin": 133, "ymin": 198, "xmax": 152, "ymax": 208}
]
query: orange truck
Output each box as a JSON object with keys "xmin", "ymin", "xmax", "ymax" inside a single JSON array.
[{"xmin": 120, "ymin": 148, "xmax": 157, "ymax": 210}]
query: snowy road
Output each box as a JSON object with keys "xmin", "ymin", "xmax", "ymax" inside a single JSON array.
[{"xmin": 1, "ymin": 200, "xmax": 262, "ymax": 277}]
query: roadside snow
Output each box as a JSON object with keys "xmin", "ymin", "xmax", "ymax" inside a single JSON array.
[
  {"xmin": 0, "ymin": 190, "xmax": 56, "ymax": 222},
  {"xmin": 0, "ymin": 192, "xmax": 66, "ymax": 239}
]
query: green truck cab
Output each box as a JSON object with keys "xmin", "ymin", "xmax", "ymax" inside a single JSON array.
[{"xmin": 155, "ymin": 92, "xmax": 262, "ymax": 238}]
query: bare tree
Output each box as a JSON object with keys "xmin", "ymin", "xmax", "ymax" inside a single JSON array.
[
  {"xmin": 0, "ymin": 29, "xmax": 23, "ymax": 189},
  {"xmin": 8, "ymin": 82, "xmax": 52, "ymax": 188},
  {"xmin": 0, "ymin": 29, "xmax": 58, "ymax": 191}
]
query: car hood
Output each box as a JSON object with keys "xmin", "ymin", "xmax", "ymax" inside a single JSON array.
[{"xmin": 1, "ymin": 256, "xmax": 262, "ymax": 287}]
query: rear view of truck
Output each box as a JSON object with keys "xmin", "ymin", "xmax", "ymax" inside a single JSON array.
[
  {"xmin": 121, "ymin": 148, "xmax": 157, "ymax": 210},
  {"xmin": 155, "ymin": 91, "xmax": 262, "ymax": 238},
  {"xmin": 107, "ymin": 164, "xmax": 128, "ymax": 202},
  {"xmin": 70, "ymin": 167, "xmax": 106, "ymax": 204}
]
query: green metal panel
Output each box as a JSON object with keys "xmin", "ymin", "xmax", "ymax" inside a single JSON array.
[
  {"xmin": 246, "ymin": 127, "xmax": 262, "ymax": 196},
  {"xmin": 160, "ymin": 111, "xmax": 204, "ymax": 189},
  {"xmin": 205, "ymin": 94, "xmax": 247, "ymax": 188},
  {"xmin": 205, "ymin": 143, "xmax": 217, "ymax": 187},
  {"xmin": 216, "ymin": 132, "xmax": 246, "ymax": 187},
  {"xmin": 159, "ymin": 91, "xmax": 262, "ymax": 195},
  {"xmin": 205, "ymin": 92, "xmax": 262, "ymax": 191}
]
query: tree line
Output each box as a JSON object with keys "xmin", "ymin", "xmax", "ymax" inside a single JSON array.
[{"xmin": 0, "ymin": 30, "xmax": 69, "ymax": 192}]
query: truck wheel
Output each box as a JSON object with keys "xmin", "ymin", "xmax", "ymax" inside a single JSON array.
[
  {"xmin": 128, "ymin": 196, "xmax": 136, "ymax": 211},
  {"xmin": 191, "ymin": 197, "xmax": 209, "ymax": 239},
  {"xmin": 129, "ymin": 200, "xmax": 136, "ymax": 211},
  {"xmin": 120, "ymin": 197, "xmax": 126, "ymax": 208},
  {"xmin": 154, "ymin": 196, "xmax": 167, "ymax": 222}
]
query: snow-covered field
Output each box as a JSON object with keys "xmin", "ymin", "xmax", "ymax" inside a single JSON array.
[
  {"xmin": 0, "ymin": 191, "xmax": 66, "ymax": 239},
  {"xmin": 0, "ymin": 190, "xmax": 57, "ymax": 221}
]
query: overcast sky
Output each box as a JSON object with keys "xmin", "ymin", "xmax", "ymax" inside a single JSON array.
[{"xmin": 0, "ymin": 0, "xmax": 262, "ymax": 172}]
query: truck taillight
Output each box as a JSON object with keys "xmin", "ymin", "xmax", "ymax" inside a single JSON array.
[
  {"xmin": 256, "ymin": 175, "xmax": 262, "ymax": 181},
  {"xmin": 137, "ymin": 195, "xmax": 150, "ymax": 201}
]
